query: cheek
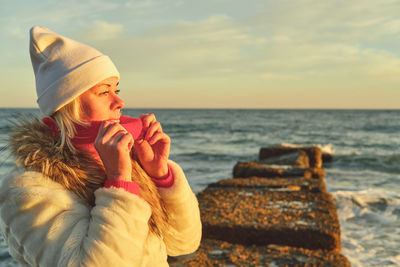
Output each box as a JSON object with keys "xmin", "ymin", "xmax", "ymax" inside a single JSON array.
[
  {"xmin": 80, "ymin": 100, "xmax": 99, "ymax": 120},
  {"xmin": 81, "ymin": 100, "xmax": 111, "ymax": 121}
]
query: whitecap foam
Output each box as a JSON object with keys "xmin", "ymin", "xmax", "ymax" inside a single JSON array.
[
  {"xmin": 317, "ymin": 143, "xmax": 335, "ymax": 155},
  {"xmin": 335, "ymin": 149, "xmax": 362, "ymax": 156},
  {"xmin": 279, "ymin": 143, "xmax": 335, "ymax": 155},
  {"xmin": 331, "ymin": 189, "xmax": 400, "ymax": 266}
]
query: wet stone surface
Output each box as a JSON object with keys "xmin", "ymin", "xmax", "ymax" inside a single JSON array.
[
  {"xmin": 185, "ymin": 143, "xmax": 347, "ymax": 265},
  {"xmin": 233, "ymin": 161, "xmax": 325, "ymax": 179},
  {"xmin": 168, "ymin": 239, "xmax": 350, "ymax": 267},
  {"xmin": 208, "ymin": 176, "xmax": 326, "ymax": 193},
  {"xmin": 197, "ymin": 186, "xmax": 341, "ymax": 251},
  {"xmin": 259, "ymin": 151, "xmax": 310, "ymax": 168},
  {"xmin": 259, "ymin": 145, "xmax": 325, "ymax": 167}
]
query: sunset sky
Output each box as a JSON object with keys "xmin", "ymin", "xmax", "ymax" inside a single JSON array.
[{"xmin": 1, "ymin": 0, "xmax": 400, "ymax": 109}]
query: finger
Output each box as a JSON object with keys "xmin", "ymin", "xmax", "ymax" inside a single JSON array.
[
  {"xmin": 110, "ymin": 132, "xmax": 133, "ymax": 150},
  {"xmin": 107, "ymin": 119, "xmax": 120, "ymax": 123},
  {"xmin": 145, "ymin": 121, "xmax": 162, "ymax": 141},
  {"xmin": 148, "ymin": 132, "xmax": 170, "ymax": 146},
  {"xmin": 95, "ymin": 121, "xmax": 111, "ymax": 148},
  {"xmin": 117, "ymin": 133, "xmax": 134, "ymax": 149},
  {"xmin": 139, "ymin": 113, "xmax": 152, "ymax": 120},
  {"xmin": 140, "ymin": 113, "xmax": 156, "ymax": 129},
  {"xmin": 101, "ymin": 123, "xmax": 127, "ymax": 143},
  {"xmin": 96, "ymin": 121, "xmax": 109, "ymax": 140},
  {"xmin": 134, "ymin": 139, "xmax": 154, "ymax": 163},
  {"xmin": 128, "ymin": 138, "xmax": 134, "ymax": 151}
]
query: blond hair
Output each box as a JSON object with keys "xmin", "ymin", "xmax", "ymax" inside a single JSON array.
[{"xmin": 51, "ymin": 97, "xmax": 88, "ymax": 153}]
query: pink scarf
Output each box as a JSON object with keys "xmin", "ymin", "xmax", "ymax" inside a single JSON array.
[
  {"xmin": 42, "ymin": 115, "xmax": 144, "ymax": 159},
  {"xmin": 43, "ymin": 115, "xmax": 174, "ymax": 188}
]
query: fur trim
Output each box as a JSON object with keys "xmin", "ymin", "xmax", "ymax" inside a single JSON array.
[{"xmin": 7, "ymin": 117, "xmax": 168, "ymax": 236}]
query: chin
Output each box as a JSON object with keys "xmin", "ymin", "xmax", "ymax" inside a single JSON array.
[{"xmin": 110, "ymin": 114, "xmax": 121, "ymax": 120}]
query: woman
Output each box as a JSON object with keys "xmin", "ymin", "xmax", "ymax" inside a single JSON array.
[{"xmin": 0, "ymin": 26, "xmax": 201, "ymax": 266}]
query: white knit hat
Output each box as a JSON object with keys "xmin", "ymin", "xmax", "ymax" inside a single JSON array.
[{"xmin": 29, "ymin": 26, "xmax": 120, "ymax": 116}]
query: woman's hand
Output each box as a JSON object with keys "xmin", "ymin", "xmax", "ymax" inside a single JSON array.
[
  {"xmin": 134, "ymin": 114, "xmax": 170, "ymax": 179},
  {"xmin": 94, "ymin": 121, "xmax": 134, "ymax": 181}
]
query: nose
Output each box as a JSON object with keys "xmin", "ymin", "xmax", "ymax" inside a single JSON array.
[{"xmin": 112, "ymin": 94, "xmax": 125, "ymax": 110}]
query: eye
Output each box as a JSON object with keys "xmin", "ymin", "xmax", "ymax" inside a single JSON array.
[
  {"xmin": 115, "ymin": 89, "xmax": 120, "ymax": 95},
  {"xmin": 100, "ymin": 90, "xmax": 110, "ymax": 96}
]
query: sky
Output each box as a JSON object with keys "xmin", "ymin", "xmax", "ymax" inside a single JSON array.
[{"xmin": 1, "ymin": 0, "xmax": 400, "ymax": 109}]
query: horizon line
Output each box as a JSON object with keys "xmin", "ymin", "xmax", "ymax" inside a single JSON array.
[{"xmin": 0, "ymin": 107, "xmax": 399, "ymax": 111}]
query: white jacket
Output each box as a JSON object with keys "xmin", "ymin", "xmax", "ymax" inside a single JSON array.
[{"xmin": 0, "ymin": 159, "xmax": 201, "ymax": 266}]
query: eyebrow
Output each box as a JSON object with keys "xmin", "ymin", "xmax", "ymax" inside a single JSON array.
[{"xmin": 98, "ymin": 81, "xmax": 119, "ymax": 87}]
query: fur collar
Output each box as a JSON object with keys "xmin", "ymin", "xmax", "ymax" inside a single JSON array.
[{"xmin": 7, "ymin": 117, "xmax": 168, "ymax": 236}]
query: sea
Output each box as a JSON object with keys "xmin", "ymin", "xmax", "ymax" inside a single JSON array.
[{"xmin": 0, "ymin": 108, "xmax": 399, "ymax": 266}]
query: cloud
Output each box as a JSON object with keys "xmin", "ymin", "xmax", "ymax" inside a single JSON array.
[
  {"xmin": 101, "ymin": 1, "xmax": 400, "ymax": 91},
  {"xmin": 124, "ymin": 0, "xmax": 156, "ymax": 11},
  {"xmin": 8, "ymin": 0, "xmax": 400, "ymax": 89},
  {"xmin": 2, "ymin": 0, "xmax": 400, "ymax": 108},
  {"xmin": 252, "ymin": 0, "xmax": 400, "ymax": 44},
  {"xmin": 88, "ymin": 15, "xmax": 263, "ymax": 80},
  {"xmin": 75, "ymin": 21, "xmax": 125, "ymax": 42},
  {"xmin": 0, "ymin": 0, "xmax": 121, "ymax": 40},
  {"xmin": 103, "ymin": 0, "xmax": 400, "ymax": 108},
  {"xmin": 9, "ymin": 27, "xmax": 24, "ymax": 39},
  {"xmin": 382, "ymin": 19, "xmax": 400, "ymax": 34}
]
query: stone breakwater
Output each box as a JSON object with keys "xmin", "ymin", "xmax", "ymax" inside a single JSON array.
[{"xmin": 169, "ymin": 144, "xmax": 350, "ymax": 266}]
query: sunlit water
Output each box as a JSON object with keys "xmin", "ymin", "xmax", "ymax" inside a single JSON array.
[{"xmin": 0, "ymin": 108, "xmax": 399, "ymax": 266}]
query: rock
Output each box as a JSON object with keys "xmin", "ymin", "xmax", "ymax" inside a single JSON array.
[
  {"xmin": 304, "ymin": 167, "xmax": 325, "ymax": 179},
  {"xmin": 233, "ymin": 161, "xmax": 281, "ymax": 178},
  {"xmin": 208, "ymin": 176, "xmax": 326, "ymax": 193},
  {"xmin": 322, "ymin": 153, "xmax": 334, "ymax": 162},
  {"xmin": 233, "ymin": 161, "xmax": 325, "ymax": 179},
  {"xmin": 260, "ymin": 151, "xmax": 310, "ymax": 168},
  {"xmin": 259, "ymin": 145, "xmax": 325, "ymax": 168},
  {"xmin": 168, "ymin": 239, "xmax": 350, "ymax": 267},
  {"xmin": 197, "ymin": 186, "xmax": 341, "ymax": 251}
]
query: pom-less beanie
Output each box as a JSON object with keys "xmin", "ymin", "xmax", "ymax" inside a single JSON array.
[{"xmin": 29, "ymin": 26, "xmax": 120, "ymax": 116}]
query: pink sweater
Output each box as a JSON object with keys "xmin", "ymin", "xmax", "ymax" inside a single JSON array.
[{"xmin": 104, "ymin": 164, "xmax": 175, "ymax": 195}]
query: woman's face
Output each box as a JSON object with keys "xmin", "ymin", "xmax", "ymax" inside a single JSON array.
[{"xmin": 79, "ymin": 76, "xmax": 124, "ymax": 121}]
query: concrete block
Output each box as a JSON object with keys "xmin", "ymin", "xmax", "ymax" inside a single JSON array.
[
  {"xmin": 259, "ymin": 145, "xmax": 324, "ymax": 167},
  {"xmin": 208, "ymin": 176, "xmax": 326, "ymax": 193},
  {"xmin": 260, "ymin": 150, "xmax": 310, "ymax": 168},
  {"xmin": 198, "ymin": 187, "xmax": 341, "ymax": 251},
  {"xmin": 233, "ymin": 161, "xmax": 325, "ymax": 179},
  {"xmin": 168, "ymin": 239, "xmax": 350, "ymax": 267}
]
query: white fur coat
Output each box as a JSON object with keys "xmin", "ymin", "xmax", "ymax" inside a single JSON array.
[
  {"xmin": 0, "ymin": 160, "xmax": 201, "ymax": 266},
  {"xmin": 0, "ymin": 118, "xmax": 201, "ymax": 266}
]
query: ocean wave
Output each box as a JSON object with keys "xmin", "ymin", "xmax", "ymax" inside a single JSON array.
[
  {"xmin": 280, "ymin": 143, "xmax": 335, "ymax": 154},
  {"xmin": 331, "ymin": 154, "xmax": 400, "ymax": 174},
  {"xmin": 174, "ymin": 151, "xmax": 250, "ymax": 162},
  {"xmin": 0, "ymin": 125, "xmax": 12, "ymax": 135},
  {"xmin": 331, "ymin": 189, "xmax": 400, "ymax": 266},
  {"xmin": 362, "ymin": 124, "xmax": 400, "ymax": 134},
  {"xmin": 332, "ymin": 188, "xmax": 400, "ymax": 225}
]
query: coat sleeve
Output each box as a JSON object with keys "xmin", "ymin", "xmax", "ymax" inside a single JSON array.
[
  {"xmin": 157, "ymin": 160, "xmax": 202, "ymax": 256},
  {"xmin": 0, "ymin": 170, "xmax": 152, "ymax": 267}
]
